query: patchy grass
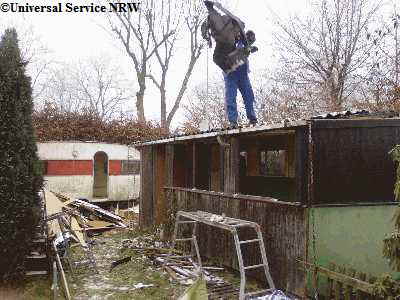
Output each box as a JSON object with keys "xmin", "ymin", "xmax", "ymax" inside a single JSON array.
[
  {"xmin": 0, "ymin": 228, "xmax": 266, "ymax": 300},
  {"xmin": 22, "ymin": 277, "xmax": 52, "ymax": 300},
  {"xmin": 0, "ymin": 277, "xmax": 51, "ymax": 300}
]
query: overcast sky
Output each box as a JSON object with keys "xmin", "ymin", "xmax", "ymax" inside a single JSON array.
[{"xmin": 0, "ymin": 0, "xmax": 372, "ymax": 125}]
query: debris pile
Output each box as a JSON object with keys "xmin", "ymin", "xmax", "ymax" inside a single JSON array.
[
  {"xmin": 117, "ymin": 235, "xmax": 243, "ymax": 299},
  {"xmin": 65, "ymin": 198, "xmax": 127, "ymax": 230},
  {"xmin": 44, "ymin": 190, "xmax": 131, "ymax": 299}
]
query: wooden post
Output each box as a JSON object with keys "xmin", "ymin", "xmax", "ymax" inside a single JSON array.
[
  {"xmin": 210, "ymin": 144, "xmax": 221, "ymax": 192},
  {"xmin": 154, "ymin": 145, "xmax": 166, "ymax": 225},
  {"xmin": 231, "ymin": 137, "xmax": 240, "ymax": 193},
  {"xmin": 345, "ymin": 268, "xmax": 356, "ymax": 300},
  {"xmin": 295, "ymin": 128, "xmax": 308, "ymax": 204},
  {"xmin": 223, "ymin": 145, "xmax": 230, "ymax": 192},
  {"xmin": 223, "ymin": 137, "xmax": 240, "ymax": 193},
  {"xmin": 173, "ymin": 145, "xmax": 186, "ymax": 187},
  {"xmin": 219, "ymin": 145, "xmax": 225, "ymax": 192},
  {"xmin": 356, "ymin": 272, "xmax": 367, "ymax": 300},
  {"xmin": 246, "ymin": 144, "xmax": 260, "ymax": 176},
  {"xmin": 140, "ymin": 146, "xmax": 154, "ymax": 228},
  {"xmin": 192, "ymin": 142, "xmax": 197, "ymax": 188},
  {"xmin": 185, "ymin": 143, "xmax": 194, "ymax": 188},
  {"xmin": 165, "ymin": 144, "xmax": 174, "ymax": 187},
  {"xmin": 328, "ymin": 262, "xmax": 335, "ymax": 298}
]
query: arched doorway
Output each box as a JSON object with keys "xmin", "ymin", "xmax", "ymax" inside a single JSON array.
[{"xmin": 93, "ymin": 151, "xmax": 108, "ymax": 198}]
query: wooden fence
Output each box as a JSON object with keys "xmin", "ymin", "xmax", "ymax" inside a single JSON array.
[{"xmin": 165, "ymin": 187, "xmax": 308, "ymax": 296}]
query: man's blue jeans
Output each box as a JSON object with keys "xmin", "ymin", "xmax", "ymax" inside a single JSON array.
[{"xmin": 224, "ymin": 63, "xmax": 257, "ymax": 124}]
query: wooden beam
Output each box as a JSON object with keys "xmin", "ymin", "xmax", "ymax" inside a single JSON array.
[
  {"xmin": 163, "ymin": 186, "xmax": 303, "ymax": 207},
  {"xmin": 299, "ymin": 260, "xmax": 374, "ymax": 294}
]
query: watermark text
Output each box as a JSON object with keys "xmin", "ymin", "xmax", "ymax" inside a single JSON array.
[{"xmin": 0, "ymin": 2, "xmax": 141, "ymax": 13}]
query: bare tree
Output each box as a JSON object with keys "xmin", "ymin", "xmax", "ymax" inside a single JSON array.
[
  {"xmin": 108, "ymin": 0, "xmax": 206, "ymax": 130},
  {"xmin": 182, "ymin": 70, "xmax": 329, "ymax": 132},
  {"xmin": 363, "ymin": 4, "xmax": 400, "ymax": 107},
  {"xmin": 182, "ymin": 80, "xmax": 227, "ymax": 131},
  {"xmin": 43, "ymin": 66, "xmax": 82, "ymax": 114},
  {"xmin": 43, "ymin": 57, "xmax": 132, "ymax": 121},
  {"xmin": 272, "ymin": 0, "xmax": 381, "ymax": 110},
  {"xmin": 0, "ymin": 22, "xmax": 53, "ymax": 105}
]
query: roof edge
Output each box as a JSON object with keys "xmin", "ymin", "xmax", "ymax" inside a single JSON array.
[{"xmin": 135, "ymin": 120, "xmax": 307, "ymax": 147}]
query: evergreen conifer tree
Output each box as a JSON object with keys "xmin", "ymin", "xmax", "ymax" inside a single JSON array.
[{"xmin": 0, "ymin": 28, "xmax": 43, "ymax": 282}]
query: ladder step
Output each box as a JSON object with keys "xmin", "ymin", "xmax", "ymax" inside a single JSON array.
[
  {"xmin": 160, "ymin": 254, "xmax": 193, "ymax": 259},
  {"xmin": 175, "ymin": 238, "xmax": 194, "ymax": 242},
  {"xmin": 244, "ymin": 263, "xmax": 265, "ymax": 270},
  {"xmin": 33, "ymin": 238, "xmax": 46, "ymax": 243},
  {"xmin": 25, "ymin": 270, "xmax": 48, "ymax": 276},
  {"xmin": 245, "ymin": 288, "xmax": 275, "ymax": 297},
  {"xmin": 239, "ymin": 239, "xmax": 261, "ymax": 244},
  {"xmin": 177, "ymin": 221, "xmax": 197, "ymax": 224},
  {"xmin": 26, "ymin": 254, "xmax": 47, "ymax": 259}
]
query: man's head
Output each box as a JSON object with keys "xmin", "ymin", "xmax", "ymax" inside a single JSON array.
[
  {"xmin": 246, "ymin": 30, "xmax": 256, "ymax": 45},
  {"xmin": 204, "ymin": 1, "xmax": 214, "ymax": 11}
]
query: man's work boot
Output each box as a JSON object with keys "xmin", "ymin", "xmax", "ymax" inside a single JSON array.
[
  {"xmin": 229, "ymin": 121, "xmax": 239, "ymax": 129},
  {"xmin": 249, "ymin": 119, "xmax": 258, "ymax": 126}
]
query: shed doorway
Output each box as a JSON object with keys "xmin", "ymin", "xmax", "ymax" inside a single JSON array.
[{"xmin": 93, "ymin": 151, "xmax": 108, "ymax": 198}]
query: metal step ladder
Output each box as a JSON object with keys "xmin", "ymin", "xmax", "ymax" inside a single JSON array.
[{"xmin": 167, "ymin": 210, "xmax": 275, "ymax": 300}]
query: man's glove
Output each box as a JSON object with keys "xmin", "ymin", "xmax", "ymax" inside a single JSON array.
[{"xmin": 250, "ymin": 46, "xmax": 258, "ymax": 53}]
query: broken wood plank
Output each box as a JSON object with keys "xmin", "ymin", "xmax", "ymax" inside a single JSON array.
[
  {"xmin": 109, "ymin": 256, "xmax": 131, "ymax": 272},
  {"xmin": 163, "ymin": 265, "xmax": 180, "ymax": 281}
]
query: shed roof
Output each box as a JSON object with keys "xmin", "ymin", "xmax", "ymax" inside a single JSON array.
[{"xmin": 134, "ymin": 109, "xmax": 397, "ymax": 147}]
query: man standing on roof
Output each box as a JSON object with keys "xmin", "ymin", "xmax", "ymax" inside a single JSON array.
[{"xmin": 202, "ymin": 1, "xmax": 258, "ymax": 128}]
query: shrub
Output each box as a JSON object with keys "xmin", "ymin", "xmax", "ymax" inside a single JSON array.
[{"xmin": 0, "ymin": 28, "xmax": 43, "ymax": 282}]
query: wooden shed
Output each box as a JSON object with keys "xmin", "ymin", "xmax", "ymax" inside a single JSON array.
[{"xmin": 135, "ymin": 113, "xmax": 400, "ymax": 297}]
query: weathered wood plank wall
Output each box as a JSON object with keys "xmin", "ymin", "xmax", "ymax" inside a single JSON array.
[
  {"xmin": 312, "ymin": 120, "xmax": 400, "ymax": 204},
  {"xmin": 165, "ymin": 187, "xmax": 307, "ymax": 297}
]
